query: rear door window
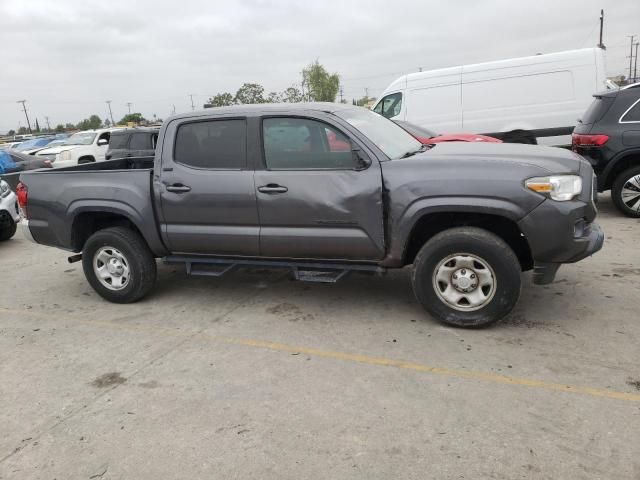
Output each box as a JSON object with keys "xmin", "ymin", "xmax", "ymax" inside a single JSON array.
[{"xmin": 174, "ymin": 119, "xmax": 246, "ymax": 169}]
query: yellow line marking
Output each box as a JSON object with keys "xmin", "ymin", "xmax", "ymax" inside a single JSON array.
[{"xmin": 2, "ymin": 307, "xmax": 640, "ymax": 403}]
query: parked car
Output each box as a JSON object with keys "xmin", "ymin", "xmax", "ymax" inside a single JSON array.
[
  {"xmin": 106, "ymin": 128, "xmax": 159, "ymax": 160},
  {"xmin": 13, "ymin": 137, "xmax": 55, "ymax": 154},
  {"xmin": 374, "ymin": 48, "xmax": 609, "ymax": 146},
  {"xmin": 0, "ymin": 150, "xmax": 52, "ymax": 189},
  {"xmin": 18, "ymin": 103, "xmax": 603, "ymax": 328},
  {"xmin": 0, "ymin": 179, "xmax": 19, "ymax": 241},
  {"xmin": 393, "ymin": 120, "xmax": 501, "ymax": 144},
  {"xmin": 572, "ymin": 83, "xmax": 640, "ymax": 217},
  {"xmin": 35, "ymin": 128, "xmax": 118, "ymax": 167},
  {"xmin": 0, "ymin": 141, "xmax": 24, "ymax": 150}
]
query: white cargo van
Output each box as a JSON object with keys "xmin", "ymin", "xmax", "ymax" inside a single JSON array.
[{"xmin": 373, "ymin": 48, "xmax": 608, "ymax": 146}]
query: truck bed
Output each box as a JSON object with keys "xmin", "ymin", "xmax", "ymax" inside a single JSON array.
[{"xmin": 19, "ymin": 156, "xmax": 166, "ymax": 255}]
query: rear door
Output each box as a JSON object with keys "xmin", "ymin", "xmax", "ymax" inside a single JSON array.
[
  {"xmin": 155, "ymin": 117, "xmax": 260, "ymax": 256},
  {"xmin": 254, "ymin": 114, "xmax": 385, "ymax": 260}
]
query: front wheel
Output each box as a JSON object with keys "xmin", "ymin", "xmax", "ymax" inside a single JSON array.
[
  {"xmin": 411, "ymin": 227, "xmax": 521, "ymax": 328},
  {"xmin": 611, "ymin": 166, "xmax": 640, "ymax": 217},
  {"xmin": 82, "ymin": 227, "xmax": 157, "ymax": 303}
]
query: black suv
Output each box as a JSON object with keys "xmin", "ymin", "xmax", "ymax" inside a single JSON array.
[
  {"xmin": 105, "ymin": 128, "xmax": 159, "ymax": 161},
  {"xmin": 572, "ymin": 83, "xmax": 640, "ymax": 217}
]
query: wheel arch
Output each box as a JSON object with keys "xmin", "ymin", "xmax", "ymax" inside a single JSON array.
[
  {"xmin": 600, "ymin": 149, "xmax": 640, "ymax": 191},
  {"xmin": 68, "ymin": 202, "xmax": 167, "ymax": 255},
  {"xmin": 391, "ymin": 202, "xmax": 534, "ymax": 271}
]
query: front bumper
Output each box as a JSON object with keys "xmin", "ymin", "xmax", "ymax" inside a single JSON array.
[{"xmin": 531, "ymin": 222, "xmax": 604, "ymax": 284}]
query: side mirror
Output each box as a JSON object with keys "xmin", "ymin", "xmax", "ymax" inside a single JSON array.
[
  {"xmin": 352, "ymin": 146, "xmax": 371, "ymax": 171},
  {"xmin": 97, "ymin": 138, "xmax": 108, "ymax": 146}
]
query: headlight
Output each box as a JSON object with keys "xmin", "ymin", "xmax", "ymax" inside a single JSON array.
[
  {"xmin": 0, "ymin": 180, "xmax": 10, "ymax": 197},
  {"xmin": 525, "ymin": 175, "xmax": 582, "ymax": 201},
  {"xmin": 59, "ymin": 150, "xmax": 71, "ymax": 161}
]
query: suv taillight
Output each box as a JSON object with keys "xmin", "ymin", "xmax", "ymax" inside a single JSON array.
[
  {"xmin": 16, "ymin": 182, "xmax": 28, "ymax": 219},
  {"xmin": 572, "ymin": 133, "xmax": 609, "ymax": 149}
]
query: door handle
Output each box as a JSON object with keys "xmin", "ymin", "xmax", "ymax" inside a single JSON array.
[
  {"xmin": 258, "ymin": 184, "xmax": 288, "ymax": 194},
  {"xmin": 165, "ymin": 184, "xmax": 191, "ymax": 193}
]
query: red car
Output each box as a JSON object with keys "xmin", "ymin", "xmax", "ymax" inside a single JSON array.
[{"xmin": 393, "ymin": 120, "xmax": 502, "ymax": 144}]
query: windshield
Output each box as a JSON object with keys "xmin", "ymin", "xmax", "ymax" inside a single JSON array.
[
  {"xmin": 335, "ymin": 108, "xmax": 422, "ymax": 159},
  {"xmin": 63, "ymin": 132, "xmax": 97, "ymax": 146},
  {"xmin": 15, "ymin": 138, "xmax": 50, "ymax": 151}
]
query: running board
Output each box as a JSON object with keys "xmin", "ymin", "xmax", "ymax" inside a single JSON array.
[{"xmin": 164, "ymin": 256, "xmax": 385, "ymax": 283}]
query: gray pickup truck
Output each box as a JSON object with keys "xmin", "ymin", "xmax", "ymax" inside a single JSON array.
[{"xmin": 18, "ymin": 103, "xmax": 603, "ymax": 327}]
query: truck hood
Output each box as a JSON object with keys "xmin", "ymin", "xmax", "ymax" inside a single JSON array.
[
  {"xmin": 414, "ymin": 142, "xmax": 584, "ymax": 174},
  {"xmin": 36, "ymin": 145, "xmax": 79, "ymax": 156}
]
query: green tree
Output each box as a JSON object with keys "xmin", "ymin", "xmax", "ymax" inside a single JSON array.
[
  {"xmin": 354, "ymin": 95, "xmax": 375, "ymax": 107},
  {"xmin": 7, "ymin": 129, "xmax": 15, "ymax": 136},
  {"xmin": 18, "ymin": 126, "xmax": 28, "ymax": 134},
  {"xmin": 266, "ymin": 91, "xmax": 282, "ymax": 103},
  {"xmin": 234, "ymin": 83, "xmax": 265, "ymax": 104},
  {"xmin": 208, "ymin": 92, "xmax": 235, "ymax": 107},
  {"xmin": 104, "ymin": 118, "xmax": 111, "ymax": 127},
  {"xmin": 118, "ymin": 113, "xmax": 146, "ymax": 125},
  {"xmin": 64, "ymin": 123, "xmax": 75, "ymax": 130},
  {"xmin": 54, "ymin": 124, "xmax": 65, "ymax": 133},
  {"xmin": 282, "ymin": 86, "xmax": 303, "ymax": 103},
  {"xmin": 302, "ymin": 60, "xmax": 339, "ymax": 102},
  {"xmin": 76, "ymin": 114, "xmax": 102, "ymax": 130}
]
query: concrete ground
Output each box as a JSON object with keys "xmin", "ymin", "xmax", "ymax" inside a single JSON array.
[{"xmin": 0, "ymin": 193, "xmax": 639, "ymax": 480}]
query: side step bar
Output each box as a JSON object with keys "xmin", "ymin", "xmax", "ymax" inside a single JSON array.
[{"xmin": 164, "ymin": 256, "xmax": 385, "ymax": 284}]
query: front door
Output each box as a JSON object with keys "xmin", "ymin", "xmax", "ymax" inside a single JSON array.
[
  {"xmin": 255, "ymin": 116, "xmax": 385, "ymax": 260},
  {"xmin": 156, "ymin": 117, "xmax": 260, "ymax": 256}
]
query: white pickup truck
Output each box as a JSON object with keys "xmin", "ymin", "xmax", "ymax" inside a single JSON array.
[{"xmin": 36, "ymin": 128, "xmax": 120, "ymax": 168}]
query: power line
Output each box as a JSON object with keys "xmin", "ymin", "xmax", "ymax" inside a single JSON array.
[
  {"xmin": 105, "ymin": 100, "xmax": 115, "ymax": 125},
  {"xmin": 16, "ymin": 100, "xmax": 32, "ymax": 133},
  {"xmin": 628, "ymin": 35, "xmax": 637, "ymax": 81}
]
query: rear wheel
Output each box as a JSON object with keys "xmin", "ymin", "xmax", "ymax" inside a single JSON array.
[
  {"xmin": 0, "ymin": 216, "xmax": 16, "ymax": 241},
  {"xmin": 82, "ymin": 227, "xmax": 157, "ymax": 303},
  {"xmin": 612, "ymin": 166, "xmax": 640, "ymax": 217},
  {"xmin": 411, "ymin": 227, "xmax": 521, "ymax": 328}
]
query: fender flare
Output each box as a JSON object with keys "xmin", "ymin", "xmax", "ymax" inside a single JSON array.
[
  {"xmin": 384, "ymin": 196, "xmax": 532, "ymax": 266},
  {"xmin": 66, "ymin": 200, "xmax": 168, "ymax": 255},
  {"xmin": 599, "ymin": 148, "xmax": 640, "ymax": 190}
]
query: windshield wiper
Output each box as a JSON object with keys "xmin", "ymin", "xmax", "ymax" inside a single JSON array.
[{"xmin": 399, "ymin": 144, "xmax": 430, "ymax": 159}]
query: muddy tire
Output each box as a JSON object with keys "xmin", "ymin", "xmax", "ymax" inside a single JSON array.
[
  {"xmin": 611, "ymin": 166, "xmax": 640, "ymax": 218},
  {"xmin": 82, "ymin": 227, "xmax": 157, "ymax": 303},
  {"xmin": 411, "ymin": 227, "xmax": 521, "ymax": 328}
]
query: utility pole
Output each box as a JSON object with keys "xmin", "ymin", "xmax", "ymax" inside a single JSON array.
[
  {"xmin": 105, "ymin": 100, "xmax": 115, "ymax": 125},
  {"xmin": 628, "ymin": 35, "xmax": 637, "ymax": 82},
  {"xmin": 633, "ymin": 42, "xmax": 639, "ymax": 83},
  {"xmin": 45, "ymin": 116, "xmax": 51, "ymax": 132},
  {"xmin": 597, "ymin": 9, "xmax": 605, "ymax": 49},
  {"xmin": 189, "ymin": 94, "xmax": 195, "ymax": 111},
  {"xmin": 339, "ymin": 86, "xmax": 344, "ymax": 103},
  {"xmin": 126, "ymin": 102, "xmax": 132, "ymax": 115},
  {"xmin": 364, "ymin": 87, "xmax": 369, "ymax": 99},
  {"xmin": 16, "ymin": 100, "xmax": 32, "ymax": 134}
]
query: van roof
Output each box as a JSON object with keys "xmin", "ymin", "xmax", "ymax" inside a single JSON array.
[{"xmin": 383, "ymin": 48, "xmax": 602, "ymax": 93}]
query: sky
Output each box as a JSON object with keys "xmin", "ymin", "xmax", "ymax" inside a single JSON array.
[{"xmin": 0, "ymin": 0, "xmax": 638, "ymax": 133}]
